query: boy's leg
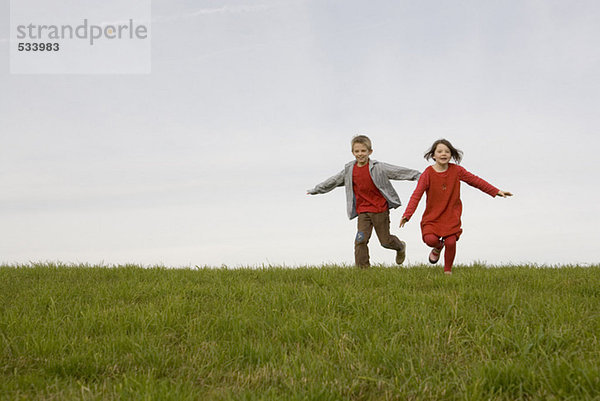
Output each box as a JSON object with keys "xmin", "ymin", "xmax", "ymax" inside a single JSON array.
[
  {"xmin": 442, "ymin": 235, "xmax": 457, "ymax": 273},
  {"xmin": 371, "ymin": 211, "xmax": 406, "ymax": 264},
  {"xmin": 355, "ymin": 213, "xmax": 374, "ymax": 268}
]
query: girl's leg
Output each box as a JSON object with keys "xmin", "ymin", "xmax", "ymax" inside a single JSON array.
[
  {"xmin": 423, "ymin": 234, "xmax": 443, "ymax": 264},
  {"xmin": 423, "ymin": 234, "xmax": 443, "ymax": 250},
  {"xmin": 443, "ymin": 235, "xmax": 457, "ymax": 273}
]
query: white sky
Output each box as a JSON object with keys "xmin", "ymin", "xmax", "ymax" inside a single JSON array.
[{"xmin": 1, "ymin": 0, "xmax": 599, "ymax": 267}]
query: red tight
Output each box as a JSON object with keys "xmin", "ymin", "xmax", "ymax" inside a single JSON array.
[{"xmin": 423, "ymin": 234, "xmax": 457, "ymax": 272}]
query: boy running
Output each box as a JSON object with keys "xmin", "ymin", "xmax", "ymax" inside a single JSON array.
[{"xmin": 307, "ymin": 135, "xmax": 420, "ymax": 267}]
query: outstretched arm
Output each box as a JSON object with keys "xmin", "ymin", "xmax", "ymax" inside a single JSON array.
[
  {"xmin": 380, "ymin": 162, "xmax": 421, "ymax": 181},
  {"xmin": 458, "ymin": 167, "xmax": 498, "ymax": 196},
  {"xmin": 399, "ymin": 169, "xmax": 428, "ymax": 227},
  {"xmin": 458, "ymin": 166, "xmax": 513, "ymax": 198},
  {"xmin": 306, "ymin": 170, "xmax": 345, "ymax": 195}
]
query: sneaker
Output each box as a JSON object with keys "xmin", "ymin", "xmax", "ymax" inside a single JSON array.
[
  {"xmin": 396, "ymin": 241, "xmax": 406, "ymax": 265},
  {"xmin": 428, "ymin": 248, "xmax": 441, "ymax": 264},
  {"xmin": 444, "ymin": 270, "xmax": 452, "ymax": 275}
]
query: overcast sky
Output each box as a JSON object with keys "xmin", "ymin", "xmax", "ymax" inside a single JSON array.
[{"xmin": 1, "ymin": 0, "xmax": 599, "ymax": 267}]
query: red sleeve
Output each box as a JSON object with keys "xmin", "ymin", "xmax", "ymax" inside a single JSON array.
[
  {"xmin": 402, "ymin": 168, "xmax": 429, "ymax": 220},
  {"xmin": 457, "ymin": 166, "xmax": 499, "ymax": 197}
]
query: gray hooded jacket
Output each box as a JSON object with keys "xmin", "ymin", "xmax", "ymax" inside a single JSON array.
[{"xmin": 307, "ymin": 159, "xmax": 421, "ymax": 220}]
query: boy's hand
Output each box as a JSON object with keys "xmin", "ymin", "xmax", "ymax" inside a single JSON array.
[
  {"xmin": 497, "ymin": 190, "xmax": 513, "ymax": 198},
  {"xmin": 399, "ymin": 217, "xmax": 409, "ymax": 228}
]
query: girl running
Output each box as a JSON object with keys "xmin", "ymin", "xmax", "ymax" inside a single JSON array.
[{"xmin": 399, "ymin": 139, "xmax": 512, "ymax": 274}]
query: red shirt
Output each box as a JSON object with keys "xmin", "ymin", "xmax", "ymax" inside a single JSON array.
[
  {"xmin": 402, "ymin": 164, "xmax": 498, "ymax": 239},
  {"xmin": 352, "ymin": 163, "xmax": 389, "ymax": 214}
]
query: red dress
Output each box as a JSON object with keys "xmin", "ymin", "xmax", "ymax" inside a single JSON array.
[{"xmin": 403, "ymin": 164, "xmax": 498, "ymax": 239}]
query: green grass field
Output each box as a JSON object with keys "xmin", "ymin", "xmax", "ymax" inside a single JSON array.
[{"xmin": 1, "ymin": 264, "xmax": 599, "ymax": 400}]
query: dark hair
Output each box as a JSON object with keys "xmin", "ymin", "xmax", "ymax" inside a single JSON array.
[{"xmin": 424, "ymin": 139, "xmax": 463, "ymax": 164}]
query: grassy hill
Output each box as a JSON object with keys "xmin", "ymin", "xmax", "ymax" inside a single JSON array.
[{"xmin": 1, "ymin": 264, "xmax": 599, "ymax": 400}]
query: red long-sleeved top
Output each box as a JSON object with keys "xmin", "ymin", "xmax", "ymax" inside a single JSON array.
[
  {"xmin": 352, "ymin": 163, "xmax": 389, "ymax": 214},
  {"xmin": 402, "ymin": 164, "xmax": 498, "ymax": 239}
]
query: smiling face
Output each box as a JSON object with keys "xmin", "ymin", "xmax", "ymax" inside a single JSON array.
[
  {"xmin": 433, "ymin": 143, "xmax": 452, "ymax": 168},
  {"xmin": 352, "ymin": 142, "xmax": 372, "ymax": 167}
]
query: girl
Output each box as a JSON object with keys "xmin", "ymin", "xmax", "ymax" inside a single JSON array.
[{"xmin": 399, "ymin": 139, "xmax": 512, "ymax": 274}]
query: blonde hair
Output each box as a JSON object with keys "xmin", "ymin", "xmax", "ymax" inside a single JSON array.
[{"xmin": 351, "ymin": 135, "xmax": 372, "ymax": 151}]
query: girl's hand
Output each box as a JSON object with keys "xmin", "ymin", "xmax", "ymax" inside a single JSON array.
[
  {"xmin": 497, "ymin": 190, "xmax": 513, "ymax": 198},
  {"xmin": 399, "ymin": 217, "xmax": 409, "ymax": 228}
]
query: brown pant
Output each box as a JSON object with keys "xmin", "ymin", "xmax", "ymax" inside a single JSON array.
[{"xmin": 354, "ymin": 210, "xmax": 404, "ymax": 267}]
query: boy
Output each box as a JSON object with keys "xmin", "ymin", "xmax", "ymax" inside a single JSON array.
[{"xmin": 307, "ymin": 135, "xmax": 421, "ymax": 267}]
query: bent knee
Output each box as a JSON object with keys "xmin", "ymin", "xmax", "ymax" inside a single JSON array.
[{"xmin": 423, "ymin": 234, "xmax": 441, "ymax": 248}]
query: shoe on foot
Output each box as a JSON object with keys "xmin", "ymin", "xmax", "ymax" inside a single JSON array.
[
  {"xmin": 428, "ymin": 248, "xmax": 441, "ymax": 264},
  {"xmin": 396, "ymin": 241, "xmax": 406, "ymax": 265},
  {"xmin": 444, "ymin": 270, "xmax": 452, "ymax": 275}
]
